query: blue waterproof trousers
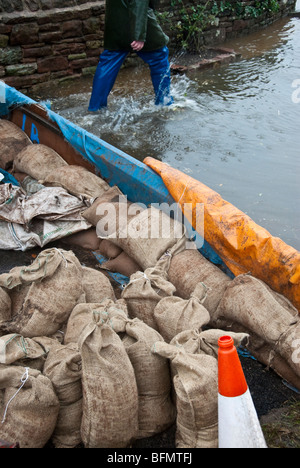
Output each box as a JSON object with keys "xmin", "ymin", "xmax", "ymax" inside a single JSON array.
[{"xmin": 88, "ymin": 46, "xmax": 173, "ymax": 111}]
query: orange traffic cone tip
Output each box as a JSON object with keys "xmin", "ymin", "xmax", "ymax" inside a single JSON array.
[{"xmin": 218, "ymin": 335, "xmax": 248, "ymax": 398}]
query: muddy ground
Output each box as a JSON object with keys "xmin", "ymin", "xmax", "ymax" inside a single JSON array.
[{"xmin": 0, "ymin": 244, "xmax": 299, "ymax": 449}]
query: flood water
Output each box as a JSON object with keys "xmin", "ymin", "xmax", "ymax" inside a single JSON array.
[{"xmin": 31, "ymin": 11, "xmax": 300, "ymax": 251}]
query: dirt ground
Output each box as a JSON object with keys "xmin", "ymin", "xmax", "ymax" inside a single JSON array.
[{"xmin": 0, "ymin": 244, "xmax": 299, "ymax": 449}]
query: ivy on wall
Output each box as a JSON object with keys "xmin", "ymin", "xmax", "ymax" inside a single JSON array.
[{"xmin": 157, "ymin": 0, "xmax": 281, "ymax": 51}]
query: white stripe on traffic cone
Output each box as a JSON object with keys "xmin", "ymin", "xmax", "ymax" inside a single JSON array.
[{"xmin": 218, "ymin": 335, "xmax": 267, "ymax": 448}]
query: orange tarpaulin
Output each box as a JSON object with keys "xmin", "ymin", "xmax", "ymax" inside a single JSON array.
[{"xmin": 144, "ymin": 157, "xmax": 300, "ymax": 313}]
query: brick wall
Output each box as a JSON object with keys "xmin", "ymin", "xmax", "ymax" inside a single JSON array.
[{"xmin": 0, "ymin": 0, "xmax": 297, "ymax": 91}]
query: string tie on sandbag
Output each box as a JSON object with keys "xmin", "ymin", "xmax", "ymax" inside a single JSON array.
[{"xmin": 1, "ymin": 367, "xmax": 30, "ymax": 424}]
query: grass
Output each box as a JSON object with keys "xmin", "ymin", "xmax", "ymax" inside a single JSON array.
[{"xmin": 262, "ymin": 401, "xmax": 300, "ymax": 448}]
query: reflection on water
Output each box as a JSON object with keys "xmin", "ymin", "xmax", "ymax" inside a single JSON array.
[{"xmin": 31, "ymin": 16, "xmax": 300, "ymax": 250}]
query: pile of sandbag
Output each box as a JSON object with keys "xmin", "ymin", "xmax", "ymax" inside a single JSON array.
[{"xmin": 0, "ymin": 246, "xmax": 250, "ymax": 449}]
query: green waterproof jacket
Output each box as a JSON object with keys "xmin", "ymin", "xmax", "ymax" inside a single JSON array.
[{"xmin": 104, "ymin": 0, "xmax": 169, "ymax": 52}]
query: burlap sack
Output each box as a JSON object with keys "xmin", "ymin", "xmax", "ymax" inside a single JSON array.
[
  {"xmin": 154, "ymin": 283, "xmax": 210, "ymax": 342},
  {"xmin": 0, "ymin": 334, "xmax": 59, "ymax": 371},
  {"xmin": 168, "ymin": 248, "xmax": 232, "ymax": 314},
  {"xmin": 0, "ymin": 365, "xmax": 59, "ymax": 448},
  {"xmin": 98, "ymin": 239, "xmax": 123, "ymax": 259},
  {"xmin": 61, "ymin": 228, "xmax": 101, "ymax": 251},
  {"xmin": 43, "ymin": 342, "xmax": 82, "ymax": 448},
  {"xmin": 105, "ymin": 308, "xmax": 176, "ymax": 439},
  {"xmin": 153, "ymin": 341, "xmax": 218, "ymax": 448},
  {"xmin": 82, "ymin": 185, "xmax": 127, "ymax": 227},
  {"xmin": 41, "ymin": 165, "xmax": 110, "ymax": 200},
  {"xmin": 81, "ymin": 266, "xmax": 115, "ymax": 303},
  {"xmin": 105, "ymin": 206, "xmax": 187, "ymax": 270},
  {"xmin": 122, "ymin": 266, "xmax": 176, "ymax": 330},
  {"xmin": 100, "ymin": 251, "xmax": 141, "ymax": 278},
  {"xmin": 170, "ymin": 328, "xmax": 249, "ymax": 357},
  {"xmin": 64, "ymin": 299, "xmax": 128, "ymax": 345},
  {"xmin": 0, "ymin": 248, "xmax": 84, "ymax": 337},
  {"xmin": 13, "ymin": 144, "xmax": 68, "ymax": 181},
  {"xmin": 214, "ymin": 274, "xmax": 300, "ymax": 381},
  {"xmin": 0, "ymin": 120, "xmax": 32, "ymax": 171},
  {"xmin": 78, "ymin": 313, "xmax": 138, "ymax": 448},
  {"xmin": 0, "ymin": 288, "xmax": 11, "ymax": 324}
]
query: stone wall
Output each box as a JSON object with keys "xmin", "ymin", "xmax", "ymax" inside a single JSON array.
[
  {"xmin": 0, "ymin": 0, "xmax": 297, "ymax": 91},
  {"xmin": 0, "ymin": 0, "xmax": 106, "ymax": 90}
]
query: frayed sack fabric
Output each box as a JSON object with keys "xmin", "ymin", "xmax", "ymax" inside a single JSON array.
[
  {"xmin": 153, "ymin": 342, "xmax": 218, "ymax": 448},
  {"xmin": 0, "ymin": 248, "xmax": 84, "ymax": 337},
  {"xmin": 78, "ymin": 312, "xmax": 139, "ymax": 448},
  {"xmin": 154, "ymin": 283, "xmax": 210, "ymax": 343},
  {"xmin": 122, "ymin": 266, "xmax": 176, "ymax": 330},
  {"xmin": 13, "ymin": 144, "xmax": 68, "ymax": 181},
  {"xmin": 0, "ymin": 120, "xmax": 32, "ymax": 171},
  {"xmin": 43, "ymin": 342, "xmax": 82, "ymax": 449},
  {"xmin": 41, "ymin": 165, "xmax": 110, "ymax": 200},
  {"xmin": 168, "ymin": 248, "xmax": 232, "ymax": 315},
  {"xmin": 0, "ymin": 365, "xmax": 59, "ymax": 448},
  {"xmin": 81, "ymin": 266, "xmax": 116, "ymax": 303},
  {"xmin": 0, "ymin": 184, "xmax": 90, "ymax": 226},
  {"xmin": 106, "ymin": 308, "xmax": 176, "ymax": 439},
  {"xmin": 214, "ymin": 274, "xmax": 300, "ymax": 386},
  {"xmin": 105, "ymin": 206, "xmax": 187, "ymax": 270}
]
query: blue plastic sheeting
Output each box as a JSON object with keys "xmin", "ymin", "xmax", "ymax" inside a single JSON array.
[
  {"xmin": 92, "ymin": 251, "xmax": 130, "ymax": 289},
  {"xmin": 0, "ymin": 81, "xmax": 225, "ymax": 267},
  {"xmin": 0, "ymin": 169, "xmax": 20, "ymax": 186}
]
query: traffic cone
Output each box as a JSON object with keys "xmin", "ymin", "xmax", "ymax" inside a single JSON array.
[{"xmin": 218, "ymin": 335, "xmax": 267, "ymax": 448}]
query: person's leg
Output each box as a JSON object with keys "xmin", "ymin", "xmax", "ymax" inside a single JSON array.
[
  {"xmin": 88, "ymin": 50, "xmax": 128, "ymax": 111},
  {"xmin": 138, "ymin": 46, "xmax": 174, "ymax": 106}
]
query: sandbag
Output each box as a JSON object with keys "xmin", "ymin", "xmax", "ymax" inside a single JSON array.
[
  {"xmin": 41, "ymin": 165, "xmax": 110, "ymax": 200},
  {"xmin": 122, "ymin": 266, "xmax": 176, "ymax": 330},
  {"xmin": 0, "ymin": 288, "xmax": 11, "ymax": 325},
  {"xmin": 82, "ymin": 185, "xmax": 126, "ymax": 227},
  {"xmin": 0, "ymin": 334, "xmax": 59, "ymax": 370},
  {"xmin": 214, "ymin": 274, "xmax": 300, "ymax": 383},
  {"xmin": 13, "ymin": 144, "xmax": 68, "ymax": 181},
  {"xmin": 43, "ymin": 342, "xmax": 82, "ymax": 448},
  {"xmin": 0, "ymin": 120, "xmax": 32, "ymax": 171},
  {"xmin": 0, "ymin": 248, "xmax": 84, "ymax": 337},
  {"xmin": 98, "ymin": 239, "xmax": 123, "ymax": 259},
  {"xmin": 64, "ymin": 299, "xmax": 128, "ymax": 345},
  {"xmin": 81, "ymin": 266, "xmax": 115, "ymax": 303},
  {"xmin": 168, "ymin": 248, "xmax": 232, "ymax": 314},
  {"xmin": 154, "ymin": 283, "xmax": 210, "ymax": 342},
  {"xmin": 0, "ymin": 365, "xmax": 59, "ymax": 448},
  {"xmin": 105, "ymin": 206, "xmax": 187, "ymax": 270},
  {"xmin": 153, "ymin": 341, "xmax": 218, "ymax": 448},
  {"xmin": 61, "ymin": 228, "xmax": 101, "ymax": 251},
  {"xmin": 78, "ymin": 311, "xmax": 139, "ymax": 448},
  {"xmin": 103, "ymin": 306, "xmax": 175, "ymax": 438},
  {"xmin": 100, "ymin": 251, "xmax": 142, "ymax": 278},
  {"xmin": 170, "ymin": 328, "xmax": 249, "ymax": 357}
]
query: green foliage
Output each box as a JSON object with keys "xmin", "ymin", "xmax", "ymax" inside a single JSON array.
[{"xmin": 157, "ymin": 0, "xmax": 281, "ymax": 51}]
